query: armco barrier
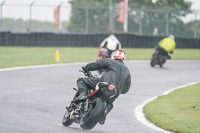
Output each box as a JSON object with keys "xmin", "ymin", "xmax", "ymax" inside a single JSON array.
[{"xmin": 0, "ymin": 32, "xmax": 199, "ymax": 48}]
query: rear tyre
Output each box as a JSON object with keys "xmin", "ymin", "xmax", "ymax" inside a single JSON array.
[
  {"xmin": 62, "ymin": 108, "xmax": 73, "ymax": 127},
  {"xmin": 80, "ymin": 98, "xmax": 106, "ymax": 130}
]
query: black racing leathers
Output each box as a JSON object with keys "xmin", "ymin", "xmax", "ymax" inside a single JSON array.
[{"xmin": 76, "ymin": 58, "xmax": 131, "ymax": 104}]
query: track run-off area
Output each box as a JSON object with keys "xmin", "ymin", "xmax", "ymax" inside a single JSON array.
[{"xmin": 0, "ymin": 60, "xmax": 200, "ymax": 133}]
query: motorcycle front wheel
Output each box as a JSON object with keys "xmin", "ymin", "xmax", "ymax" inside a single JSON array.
[
  {"xmin": 80, "ymin": 98, "xmax": 106, "ymax": 130},
  {"xmin": 150, "ymin": 58, "xmax": 155, "ymax": 67},
  {"xmin": 158, "ymin": 55, "xmax": 165, "ymax": 68},
  {"xmin": 62, "ymin": 107, "xmax": 73, "ymax": 127},
  {"xmin": 150, "ymin": 53, "xmax": 157, "ymax": 67}
]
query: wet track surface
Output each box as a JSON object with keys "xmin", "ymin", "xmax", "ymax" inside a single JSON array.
[{"xmin": 0, "ymin": 60, "xmax": 200, "ymax": 133}]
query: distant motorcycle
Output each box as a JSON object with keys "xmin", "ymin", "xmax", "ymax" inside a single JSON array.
[
  {"xmin": 150, "ymin": 50, "xmax": 169, "ymax": 68},
  {"xmin": 62, "ymin": 67, "xmax": 113, "ymax": 130}
]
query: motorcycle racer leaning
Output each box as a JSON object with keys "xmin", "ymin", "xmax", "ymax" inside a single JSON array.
[
  {"xmin": 97, "ymin": 34, "xmax": 122, "ymax": 59},
  {"xmin": 153, "ymin": 34, "xmax": 176, "ymax": 62},
  {"xmin": 76, "ymin": 50, "xmax": 131, "ymax": 124}
]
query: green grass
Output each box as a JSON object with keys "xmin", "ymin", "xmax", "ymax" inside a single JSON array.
[
  {"xmin": 143, "ymin": 83, "xmax": 200, "ymax": 133},
  {"xmin": 0, "ymin": 47, "xmax": 98, "ymax": 68},
  {"xmin": 173, "ymin": 49, "xmax": 200, "ymax": 60},
  {"xmin": 0, "ymin": 47, "xmax": 200, "ymax": 68}
]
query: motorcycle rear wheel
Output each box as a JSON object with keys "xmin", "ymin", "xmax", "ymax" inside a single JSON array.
[{"xmin": 80, "ymin": 98, "xmax": 106, "ymax": 130}]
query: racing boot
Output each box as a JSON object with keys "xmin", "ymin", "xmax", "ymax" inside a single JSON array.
[
  {"xmin": 99, "ymin": 104, "xmax": 113, "ymax": 125},
  {"xmin": 99, "ymin": 108, "xmax": 108, "ymax": 125},
  {"xmin": 75, "ymin": 92, "xmax": 87, "ymax": 101}
]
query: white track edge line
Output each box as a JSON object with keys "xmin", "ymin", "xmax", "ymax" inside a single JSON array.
[
  {"xmin": 134, "ymin": 81, "xmax": 200, "ymax": 133},
  {"xmin": 0, "ymin": 60, "xmax": 145, "ymax": 72},
  {"xmin": 0, "ymin": 62, "xmax": 89, "ymax": 72}
]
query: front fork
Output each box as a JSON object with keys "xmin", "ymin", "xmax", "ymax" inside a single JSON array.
[
  {"xmin": 69, "ymin": 102, "xmax": 83, "ymax": 120},
  {"xmin": 84, "ymin": 99, "xmax": 89, "ymax": 112},
  {"xmin": 69, "ymin": 98, "xmax": 90, "ymax": 120},
  {"xmin": 69, "ymin": 89, "xmax": 95, "ymax": 119}
]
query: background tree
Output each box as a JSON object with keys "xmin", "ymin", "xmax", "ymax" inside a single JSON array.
[
  {"xmin": 68, "ymin": 0, "xmax": 113, "ymax": 33},
  {"xmin": 120, "ymin": 0, "xmax": 192, "ymax": 37},
  {"xmin": 68, "ymin": 0, "xmax": 197, "ymax": 38}
]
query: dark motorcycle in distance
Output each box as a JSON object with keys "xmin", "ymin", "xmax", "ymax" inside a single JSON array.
[
  {"xmin": 62, "ymin": 67, "xmax": 113, "ymax": 130},
  {"xmin": 150, "ymin": 50, "xmax": 170, "ymax": 68}
]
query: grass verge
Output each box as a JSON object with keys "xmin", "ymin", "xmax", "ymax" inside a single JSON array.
[
  {"xmin": 143, "ymin": 83, "xmax": 200, "ymax": 133},
  {"xmin": 0, "ymin": 47, "xmax": 200, "ymax": 68}
]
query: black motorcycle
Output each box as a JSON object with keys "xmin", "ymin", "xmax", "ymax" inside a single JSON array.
[
  {"xmin": 150, "ymin": 50, "xmax": 167, "ymax": 68},
  {"xmin": 62, "ymin": 67, "xmax": 114, "ymax": 130}
]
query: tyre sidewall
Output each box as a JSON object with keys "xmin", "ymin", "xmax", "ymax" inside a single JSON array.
[
  {"xmin": 62, "ymin": 109, "xmax": 73, "ymax": 127},
  {"xmin": 80, "ymin": 98, "xmax": 106, "ymax": 130}
]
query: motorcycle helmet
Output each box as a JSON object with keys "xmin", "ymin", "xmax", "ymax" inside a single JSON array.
[
  {"xmin": 109, "ymin": 34, "xmax": 115, "ymax": 38},
  {"xmin": 111, "ymin": 50, "xmax": 126, "ymax": 61},
  {"xmin": 168, "ymin": 34, "xmax": 175, "ymax": 40},
  {"xmin": 106, "ymin": 34, "xmax": 118, "ymax": 50}
]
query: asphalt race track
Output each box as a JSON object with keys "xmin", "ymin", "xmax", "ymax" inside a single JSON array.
[{"xmin": 0, "ymin": 60, "xmax": 200, "ymax": 133}]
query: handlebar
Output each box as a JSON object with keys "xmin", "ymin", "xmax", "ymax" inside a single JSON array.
[{"xmin": 79, "ymin": 67, "xmax": 93, "ymax": 77}]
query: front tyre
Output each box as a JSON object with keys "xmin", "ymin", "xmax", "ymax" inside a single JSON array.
[
  {"xmin": 150, "ymin": 59, "xmax": 155, "ymax": 67},
  {"xmin": 62, "ymin": 108, "xmax": 73, "ymax": 127},
  {"xmin": 150, "ymin": 53, "xmax": 157, "ymax": 67},
  {"xmin": 80, "ymin": 98, "xmax": 106, "ymax": 130}
]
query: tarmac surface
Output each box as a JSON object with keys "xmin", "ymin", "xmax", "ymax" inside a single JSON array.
[{"xmin": 0, "ymin": 60, "xmax": 200, "ymax": 133}]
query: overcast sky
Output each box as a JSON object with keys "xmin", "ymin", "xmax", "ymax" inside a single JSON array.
[
  {"xmin": 187, "ymin": 0, "xmax": 200, "ymax": 10},
  {"xmin": 0, "ymin": 0, "xmax": 71, "ymax": 22},
  {"xmin": 0, "ymin": 0, "xmax": 199, "ymax": 22}
]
